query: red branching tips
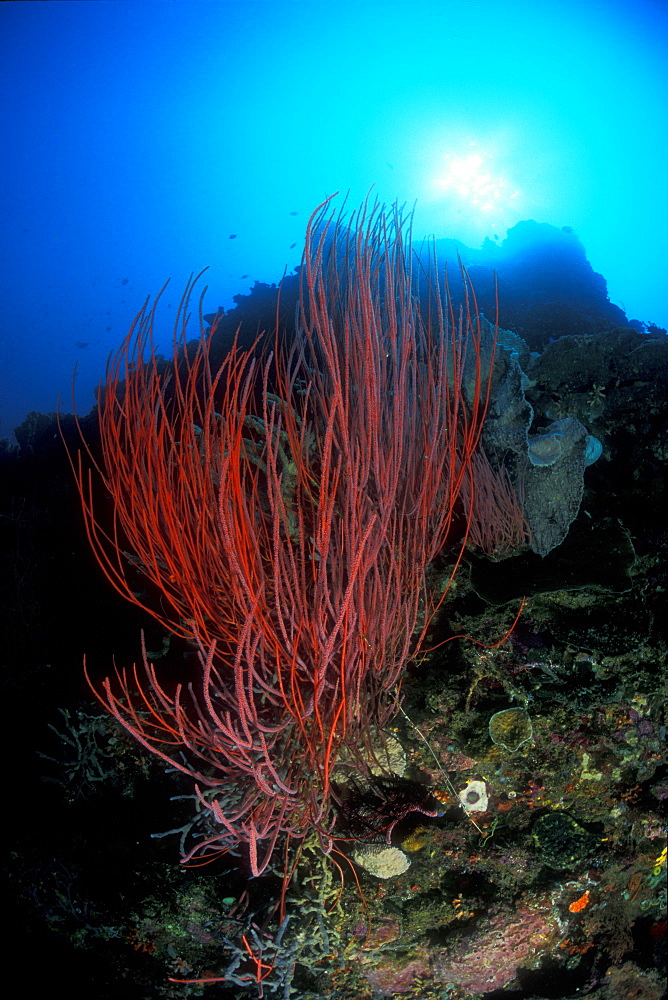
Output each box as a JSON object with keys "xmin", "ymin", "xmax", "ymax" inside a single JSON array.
[{"xmin": 71, "ymin": 197, "xmax": 499, "ymax": 877}]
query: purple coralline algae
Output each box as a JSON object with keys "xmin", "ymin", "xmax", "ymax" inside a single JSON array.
[
  {"xmin": 358, "ymin": 904, "xmax": 559, "ymax": 995},
  {"xmin": 432, "ymin": 905, "xmax": 558, "ymax": 993}
]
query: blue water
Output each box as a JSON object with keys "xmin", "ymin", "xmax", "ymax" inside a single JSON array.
[{"xmin": 1, "ymin": 0, "xmax": 666, "ymax": 441}]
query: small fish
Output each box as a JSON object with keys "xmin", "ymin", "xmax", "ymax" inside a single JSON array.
[
  {"xmin": 289, "ymin": 211, "xmax": 298, "ymax": 216},
  {"xmin": 240, "ymin": 274, "xmax": 248, "ymax": 279},
  {"xmin": 229, "ymin": 234, "xmax": 237, "ymax": 239}
]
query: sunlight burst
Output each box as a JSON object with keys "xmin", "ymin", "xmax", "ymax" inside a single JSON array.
[{"xmin": 435, "ymin": 145, "xmax": 519, "ymax": 213}]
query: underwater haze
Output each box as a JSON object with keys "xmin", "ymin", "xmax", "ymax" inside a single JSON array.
[{"xmin": 1, "ymin": 0, "xmax": 667, "ymax": 442}]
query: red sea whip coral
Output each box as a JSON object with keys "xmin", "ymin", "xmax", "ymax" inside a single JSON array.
[{"xmin": 67, "ymin": 198, "xmax": 502, "ymax": 883}]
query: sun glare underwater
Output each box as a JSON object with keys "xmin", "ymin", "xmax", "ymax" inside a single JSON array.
[{"xmin": 1, "ymin": 0, "xmax": 667, "ymax": 442}]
